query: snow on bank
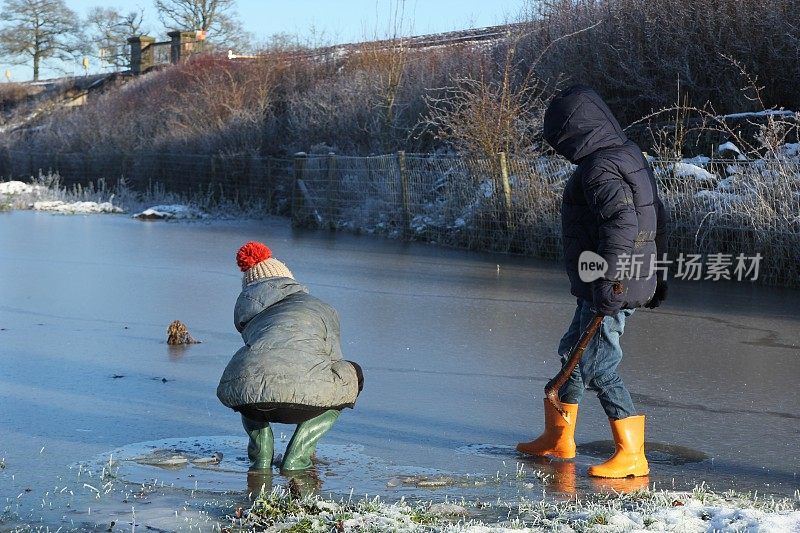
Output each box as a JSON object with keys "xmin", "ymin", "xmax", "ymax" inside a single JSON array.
[
  {"xmin": 2, "ymin": 179, "xmax": 124, "ymax": 213},
  {"xmin": 0, "ymin": 180, "xmax": 48, "ymax": 196},
  {"xmin": 32, "ymin": 200, "xmax": 123, "ymax": 214},
  {"xmin": 235, "ymin": 486, "xmax": 800, "ymax": 532},
  {"xmin": 2, "ymin": 181, "xmax": 38, "ymax": 195},
  {"xmin": 132, "ymin": 204, "xmax": 207, "ymax": 220}
]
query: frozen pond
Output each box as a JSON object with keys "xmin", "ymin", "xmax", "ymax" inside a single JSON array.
[{"xmin": 1, "ymin": 211, "xmax": 798, "ymax": 530}]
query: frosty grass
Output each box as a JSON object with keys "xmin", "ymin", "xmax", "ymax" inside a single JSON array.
[{"xmin": 229, "ymin": 485, "xmax": 800, "ymax": 532}]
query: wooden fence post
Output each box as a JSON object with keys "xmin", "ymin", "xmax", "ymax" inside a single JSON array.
[
  {"xmin": 82, "ymin": 152, "xmax": 91, "ymax": 188},
  {"xmin": 497, "ymin": 151, "xmax": 514, "ymax": 230},
  {"xmin": 248, "ymin": 154, "xmax": 263, "ymax": 202},
  {"xmin": 397, "ymin": 150, "xmax": 411, "ymax": 239},
  {"xmin": 292, "ymin": 152, "xmax": 307, "ymax": 221},
  {"xmin": 0, "ymin": 146, "xmax": 9, "ymax": 178},
  {"xmin": 326, "ymin": 152, "xmax": 338, "ymax": 230},
  {"xmin": 264, "ymin": 156, "xmax": 273, "ymax": 212}
]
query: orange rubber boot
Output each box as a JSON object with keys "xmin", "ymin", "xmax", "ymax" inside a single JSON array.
[
  {"xmin": 516, "ymin": 399, "xmax": 579, "ymax": 459},
  {"xmin": 587, "ymin": 415, "xmax": 649, "ymax": 478}
]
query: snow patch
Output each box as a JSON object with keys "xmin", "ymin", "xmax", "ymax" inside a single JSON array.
[
  {"xmin": 673, "ymin": 162, "xmax": 716, "ymax": 182},
  {"xmin": 681, "ymin": 155, "xmax": 710, "ymax": 166},
  {"xmin": 778, "ymin": 143, "xmax": 800, "ymax": 159},
  {"xmin": 717, "ymin": 177, "xmax": 736, "ymax": 191},
  {"xmin": 132, "ymin": 204, "xmax": 207, "ymax": 220},
  {"xmin": 718, "ymin": 141, "xmax": 742, "ymax": 155},
  {"xmin": 720, "ymin": 109, "xmax": 796, "ymax": 119},
  {"xmin": 480, "ymin": 180, "xmax": 494, "ymax": 198},
  {"xmin": 32, "ymin": 200, "xmax": 123, "ymax": 214},
  {"xmin": 0, "ymin": 181, "xmax": 47, "ymax": 195},
  {"xmin": 717, "ymin": 142, "xmax": 748, "ymax": 161},
  {"xmin": 694, "ymin": 189, "xmax": 754, "ymax": 209}
]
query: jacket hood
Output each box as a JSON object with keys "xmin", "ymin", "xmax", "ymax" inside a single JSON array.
[
  {"xmin": 234, "ymin": 277, "xmax": 308, "ymax": 332},
  {"xmin": 543, "ymin": 85, "xmax": 627, "ymax": 163}
]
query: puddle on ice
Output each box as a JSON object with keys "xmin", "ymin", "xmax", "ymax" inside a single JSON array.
[
  {"xmin": 99, "ymin": 437, "xmax": 377, "ymax": 494},
  {"xmin": 59, "ymin": 437, "xmax": 557, "ymax": 529},
  {"xmin": 456, "ymin": 442, "xmax": 709, "ymax": 466},
  {"xmin": 93, "ymin": 436, "xmax": 544, "ymax": 501},
  {"xmin": 453, "ymin": 442, "xmax": 747, "ymax": 499},
  {"xmin": 456, "ymin": 443, "xmax": 520, "ymax": 459},
  {"xmin": 578, "ymin": 441, "xmax": 710, "ymax": 465},
  {"xmin": 4, "ymin": 437, "xmax": 513, "ymax": 532}
]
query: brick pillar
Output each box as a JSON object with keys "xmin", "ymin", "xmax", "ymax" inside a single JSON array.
[
  {"xmin": 128, "ymin": 36, "xmax": 155, "ymax": 74},
  {"xmin": 168, "ymin": 30, "xmax": 199, "ymax": 64}
]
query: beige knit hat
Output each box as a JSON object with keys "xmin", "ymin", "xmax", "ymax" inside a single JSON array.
[{"xmin": 236, "ymin": 241, "xmax": 294, "ymax": 287}]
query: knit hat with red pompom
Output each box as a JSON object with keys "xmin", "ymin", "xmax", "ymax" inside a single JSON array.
[{"xmin": 236, "ymin": 241, "xmax": 294, "ymax": 287}]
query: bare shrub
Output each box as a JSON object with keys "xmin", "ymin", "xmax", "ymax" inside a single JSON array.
[
  {"xmin": 423, "ymin": 50, "xmax": 551, "ymax": 158},
  {"xmin": 2, "ymin": 0, "xmax": 799, "ymax": 187},
  {"xmin": 522, "ymin": 0, "xmax": 800, "ymax": 123},
  {"xmin": 153, "ymin": 56, "xmax": 275, "ymax": 154},
  {"xmin": 9, "ymin": 54, "xmax": 279, "ymax": 157},
  {"xmin": 285, "ymin": 68, "xmax": 387, "ymax": 155},
  {"xmin": 0, "ymin": 83, "xmax": 41, "ymax": 116},
  {"xmin": 631, "ymin": 57, "xmax": 800, "ymax": 161}
]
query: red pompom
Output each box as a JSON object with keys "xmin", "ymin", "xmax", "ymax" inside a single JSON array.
[{"xmin": 236, "ymin": 241, "xmax": 271, "ymax": 272}]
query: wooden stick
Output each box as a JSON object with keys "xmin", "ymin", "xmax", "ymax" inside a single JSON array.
[{"xmin": 544, "ymin": 314, "xmax": 604, "ymax": 422}]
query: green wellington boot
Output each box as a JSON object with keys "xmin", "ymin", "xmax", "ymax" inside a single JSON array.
[
  {"xmin": 241, "ymin": 415, "xmax": 274, "ymax": 470},
  {"xmin": 281, "ymin": 410, "xmax": 340, "ymax": 472}
]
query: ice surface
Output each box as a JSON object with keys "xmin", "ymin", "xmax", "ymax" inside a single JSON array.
[{"xmin": 0, "ymin": 212, "xmax": 798, "ymax": 530}]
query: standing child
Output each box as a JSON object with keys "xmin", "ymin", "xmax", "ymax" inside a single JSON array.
[
  {"xmin": 217, "ymin": 241, "xmax": 363, "ymax": 472},
  {"xmin": 516, "ymin": 85, "xmax": 667, "ymax": 478}
]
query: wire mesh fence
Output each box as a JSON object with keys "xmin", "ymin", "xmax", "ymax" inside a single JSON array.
[
  {"xmin": 0, "ymin": 149, "xmax": 296, "ymax": 214},
  {"xmin": 293, "ymin": 153, "xmax": 572, "ymax": 259},
  {"xmin": 2, "ymin": 148, "xmax": 798, "ymax": 287},
  {"xmin": 293, "ymin": 152, "xmax": 800, "ymax": 287}
]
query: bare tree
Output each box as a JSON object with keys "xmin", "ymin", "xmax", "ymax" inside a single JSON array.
[
  {"xmin": 153, "ymin": 0, "xmax": 251, "ymax": 50},
  {"xmin": 86, "ymin": 7, "xmax": 146, "ymax": 70},
  {"xmin": 0, "ymin": 0, "xmax": 83, "ymax": 81}
]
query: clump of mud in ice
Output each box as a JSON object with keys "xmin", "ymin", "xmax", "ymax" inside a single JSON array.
[{"xmin": 167, "ymin": 320, "xmax": 200, "ymax": 345}]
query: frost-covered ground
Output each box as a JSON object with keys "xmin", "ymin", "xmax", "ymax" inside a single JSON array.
[{"xmin": 232, "ymin": 486, "xmax": 800, "ymax": 532}]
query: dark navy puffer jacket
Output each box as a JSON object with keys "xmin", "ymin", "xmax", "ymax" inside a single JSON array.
[{"xmin": 543, "ymin": 85, "xmax": 667, "ymax": 313}]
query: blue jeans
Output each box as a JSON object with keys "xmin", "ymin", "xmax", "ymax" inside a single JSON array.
[{"xmin": 557, "ymin": 299, "xmax": 637, "ymax": 419}]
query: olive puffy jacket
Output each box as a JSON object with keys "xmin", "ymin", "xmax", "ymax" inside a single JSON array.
[
  {"xmin": 217, "ymin": 277, "xmax": 360, "ymax": 411},
  {"xmin": 543, "ymin": 85, "xmax": 667, "ymax": 313}
]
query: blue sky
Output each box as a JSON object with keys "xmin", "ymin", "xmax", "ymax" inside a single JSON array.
[{"xmin": 3, "ymin": 0, "xmax": 526, "ymax": 81}]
